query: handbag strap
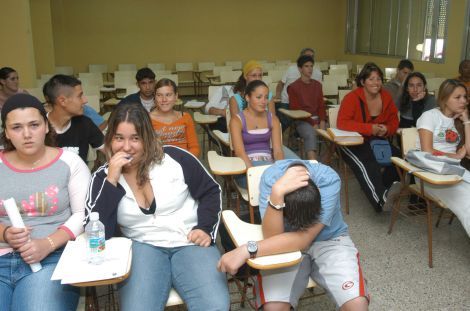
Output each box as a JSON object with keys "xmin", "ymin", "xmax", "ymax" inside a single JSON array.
[{"xmin": 358, "ymin": 96, "xmax": 367, "ymax": 123}]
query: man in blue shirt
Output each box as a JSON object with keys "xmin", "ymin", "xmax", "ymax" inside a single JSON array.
[
  {"xmin": 118, "ymin": 67, "xmax": 156, "ymax": 112},
  {"xmin": 218, "ymin": 160, "xmax": 369, "ymax": 310}
]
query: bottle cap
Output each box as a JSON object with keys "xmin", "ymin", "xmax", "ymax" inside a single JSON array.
[{"xmin": 90, "ymin": 212, "xmax": 99, "ymax": 221}]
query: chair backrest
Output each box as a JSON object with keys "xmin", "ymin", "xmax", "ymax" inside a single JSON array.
[
  {"xmin": 25, "ymin": 88, "xmax": 45, "ymax": 103},
  {"xmin": 356, "ymin": 64, "xmax": 364, "ymax": 74},
  {"xmin": 175, "ymin": 62, "xmax": 194, "ymax": 72},
  {"xmin": 118, "ymin": 64, "xmax": 137, "ymax": 71},
  {"xmin": 89, "ymin": 64, "xmax": 108, "ymax": 73},
  {"xmin": 328, "ymin": 106, "xmax": 340, "ymax": 128},
  {"xmin": 330, "ymin": 64, "xmax": 348, "ymax": 71},
  {"xmin": 114, "ymin": 71, "xmax": 136, "ymax": 89},
  {"xmin": 81, "ymin": 84, "xmax": 100, "ymax": 96},
  {"xmin": 385, "ymin": 68, "xmax": 397, "ymax": 80},
  {"xmin": 338, "ymin": 89, "xmax": 351, "ymax": 104},
  {"xmin": 316, "ymin": 61, "xmax": 329, "ymax": 71},
  {"xmin": 401, "ymin": 127, "xmax": 418, "ymax": 156},
  {"xmin": 324, "ymin": 59, "xmax": 337, "ymax": 66},
  {"xmin": 79, "ymin": 72, "xmax": 104, "ymax": 87},
  {"xmin": 262, "ymin": 63, "xmax": 276, "ymax": 72},
  {"xmin": 337, "ymin": 61, "xmax": 353, "ymax": 71},
  {"xmin": 198, "ymin": 62, "xmax": 215, "ymax": 72},
  {"xmin": 225, "ymin": 61, "xmax": 242, "ymax": 70},
  {"xmin": 86, "ymin": 95, "xmax": 101, "ymax": 112},
  {"xmin": 427, "ymin": 77, "xmax": 446, "ymax": 93},
  {"xmin": 208, "ymin": 85, "xmax": 222, "ymax": 101},
  {"xmin": 247, "ymin": 165, "xmax": 271, "ymax": 207},
  {"xmin": 324, "ymin": 74, "xmax": 348, "ymax": 87},
  {"xmin": 55, "ymin": 66, "xmax": 74, "ymax": 76},
  {"xmin": 213, "ymin": 66, "xmax": 233, "ymax": 76},
  {"xmin": 322, "ymin": 80, "xmax": 339, "ymax": 97},
  {"xmin": 158, "ymin": 74, "xmax": 178, "ymax": 85},
  {"xmin": 267, "ymin": 70, "xmax": 284, "ymax": 83},
  {"xmin": 155, "ymin": 70, "xmax": 172, "ymax": 78},
  {"xmin": 329, "ymin": 67, "xmax": 349, "ymax": 77},
  {"xmin": 147, "ymin": 63, "xmax": 165, "ymax": 71},
  {"xmin": 262, "ymin": 76, "xmax": 272, "ymax": 85},
  {"xmin": 220, "ymin": 71, "xmax": 241, "ymax": 83}
]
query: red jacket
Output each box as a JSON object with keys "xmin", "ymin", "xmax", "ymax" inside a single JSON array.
[{"xmin": 337, "ymin": 87, "xmax": 398, "ymax": 138}]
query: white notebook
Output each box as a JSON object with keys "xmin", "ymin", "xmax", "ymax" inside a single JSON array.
[{"xmin": 52, "ymin": 237, "xmax": 132, "ymax": 284}]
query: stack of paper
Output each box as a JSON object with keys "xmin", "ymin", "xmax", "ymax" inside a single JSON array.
[
  {"xmin": 52, "ymin": 237, "xmax": 132, "ymax": 284},
  {"xmin": 327, "ymin": 128, "xmax": 364, "ymax": 144}
]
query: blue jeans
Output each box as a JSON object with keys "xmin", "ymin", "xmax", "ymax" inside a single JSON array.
[
  {"xmin": 119, "ymin": 241, "xmax": 229, "ymax": 311},
  {"xmin": 0, "ymin": 249, "xmax": 79, "ymax": 311}
]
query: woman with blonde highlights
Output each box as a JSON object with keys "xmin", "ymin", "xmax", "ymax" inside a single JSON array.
[{"xmin": 416, "ymin": 79, "xmax": 470, "ymax": 236}]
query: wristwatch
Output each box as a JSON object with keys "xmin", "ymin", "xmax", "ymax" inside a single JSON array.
[
  {"xmin": 268, "ymin": 198, "xmax": 285, "ymax": 210},
  {"xmin": 247, "ymin": 241, "xmax": 258, "ymax": 259}
]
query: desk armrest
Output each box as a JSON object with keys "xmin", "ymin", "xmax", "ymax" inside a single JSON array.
[
  {"xmin": 222, "ymin": 210, "xmax": 302, "ymax": 270},
  {"xmin": 207, "ymin": 151, "xmax": 246, "ymax": 175}
]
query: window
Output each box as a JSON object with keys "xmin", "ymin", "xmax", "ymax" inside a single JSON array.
[{"xmin": 346, "ymin": 0, "xmax": 449, "ymax": 63}]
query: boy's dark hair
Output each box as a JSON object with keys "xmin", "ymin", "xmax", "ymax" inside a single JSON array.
[
  {"xmin": 136, "ymin": 67, "xmax": 156, "ymax": 82},
  {"xmin": 397, "ymin": 59, "xmax": 414, "ymax": 71},
  {"xmin": 297, "ymin": 55, "xmax": 314, "ymax": 68},
  {"xmin": 42, "ymin": 74, "xmax": 81, "ymax": 105},
  {"xmin": 283, "ymin": 165, "xmax": 322, "ymax": 231}
]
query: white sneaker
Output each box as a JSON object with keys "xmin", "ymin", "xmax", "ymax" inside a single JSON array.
[{"xmin": 383, "ymin": 181, "xmax": 401, "ymax": 212}]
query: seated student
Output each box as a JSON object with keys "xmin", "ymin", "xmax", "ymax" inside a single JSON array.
[
  {"xmin": 218, "ymin": 160, "xmax": 369, "ymax": 310},
  {"xmin": 0, "ymin": 94, "xmax": 90, "ymax": 310},
  {"xmin": 275, "ymin": 48, "xmax": 323, "ymax": 131},
  {"xmin": 229, "ymin": 60, "xmax": 275, "ymax": 116},
  {"xmin": 399, "ymin": 72, "xmax": 437, "ymax": 128},
  {"xmin": 0, "ymin": 67, "xmax": 28, "ymax": 111},
  {"xmin": 150, "ymin": 78, "xmax": 200, "ymax": 157},
  {"xmin": 337, "ymin": 62, "xmax": 401, "ymax": 212},
  {"xmin": 230, "ymin": 80, "xmax": 298, "ymax": 187},
  {"xmin": 287, "ymin": 55, "xmax": 326, "ymax": 160},
  {"xmin": 118, "ymin": 67, "xmax": 156, "ymax": 112},
  {"xmin": 43, "ymin": 75, "xmax": 104, "ymax": 163},
  {"xmin": 205, "ymin": 85, "xmax": 234, "ymax": 133},
  {"xmin": 456, "ymin": 59, "xmax": 470, "ymax": 99},
  {"xmin": 85, "ymin": 102, "xmax": 229, "ymax": 310},
  {"xmin": 383, "ymin": 59, "xmax": 414, "ymax": 109},
  {"xmin": 416, "ymin": 79, "xmax": 470, "ymax": 236}
]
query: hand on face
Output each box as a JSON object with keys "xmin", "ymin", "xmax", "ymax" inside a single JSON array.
[{"xmin": 106, "ymin": 151, "xmax": 133, "ymax": 186}]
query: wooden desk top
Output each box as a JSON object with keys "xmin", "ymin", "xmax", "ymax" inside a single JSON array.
[
  {"xmin": 391, "ymin": 157, "xmax": 462, "ymax": 185},
  {"xmin": 207, "ymin": 151, "xmax": 246, "ymax": 175},
  {"xmin": 278, "ymin": 108, "xmax": 311, "ymax": 119},
  {"xmin": 194, "ymin": 112, "xmax": 218, "ymax": 124}
]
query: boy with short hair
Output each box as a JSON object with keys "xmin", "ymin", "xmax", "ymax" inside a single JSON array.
[
  {"xmin": 218, "ymin": 160, "xmax": 369, "ymax": 310},
  {"xmin": 287, "ymin": 55, "xmax": 326, "ymax": 160}
]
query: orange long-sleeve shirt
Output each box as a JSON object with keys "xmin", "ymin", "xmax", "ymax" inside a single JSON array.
[{"xmin": 151, "ymin": 112, "xmax": 200, "ymax": 157}]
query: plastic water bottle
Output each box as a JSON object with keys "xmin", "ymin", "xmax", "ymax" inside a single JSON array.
[{"xmin": 85, "ymin": 212, "xmax": 106, "ymax": 265}]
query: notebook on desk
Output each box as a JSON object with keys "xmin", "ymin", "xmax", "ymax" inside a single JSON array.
[
  {"xmin": 51, "ymin": 237, "xmax": 132, "ymax": 284},
  {"xmin": 327, "ymin": 128, "xmax": 364, "ymax": 144}
]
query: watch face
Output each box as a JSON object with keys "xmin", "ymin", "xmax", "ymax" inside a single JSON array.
[{"xmin": 247, "ymin": 241, "xmax": 258, "ymax": 253}]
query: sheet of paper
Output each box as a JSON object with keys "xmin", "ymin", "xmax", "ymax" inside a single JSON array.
[{"xmin": 52, "ymin": 237, "xmax": 132, "ymax": 284}]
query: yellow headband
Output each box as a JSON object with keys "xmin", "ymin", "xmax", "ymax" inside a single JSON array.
[{"xmin": 243, "ymin": 60, "xmax": 262, "ymax": 78}]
